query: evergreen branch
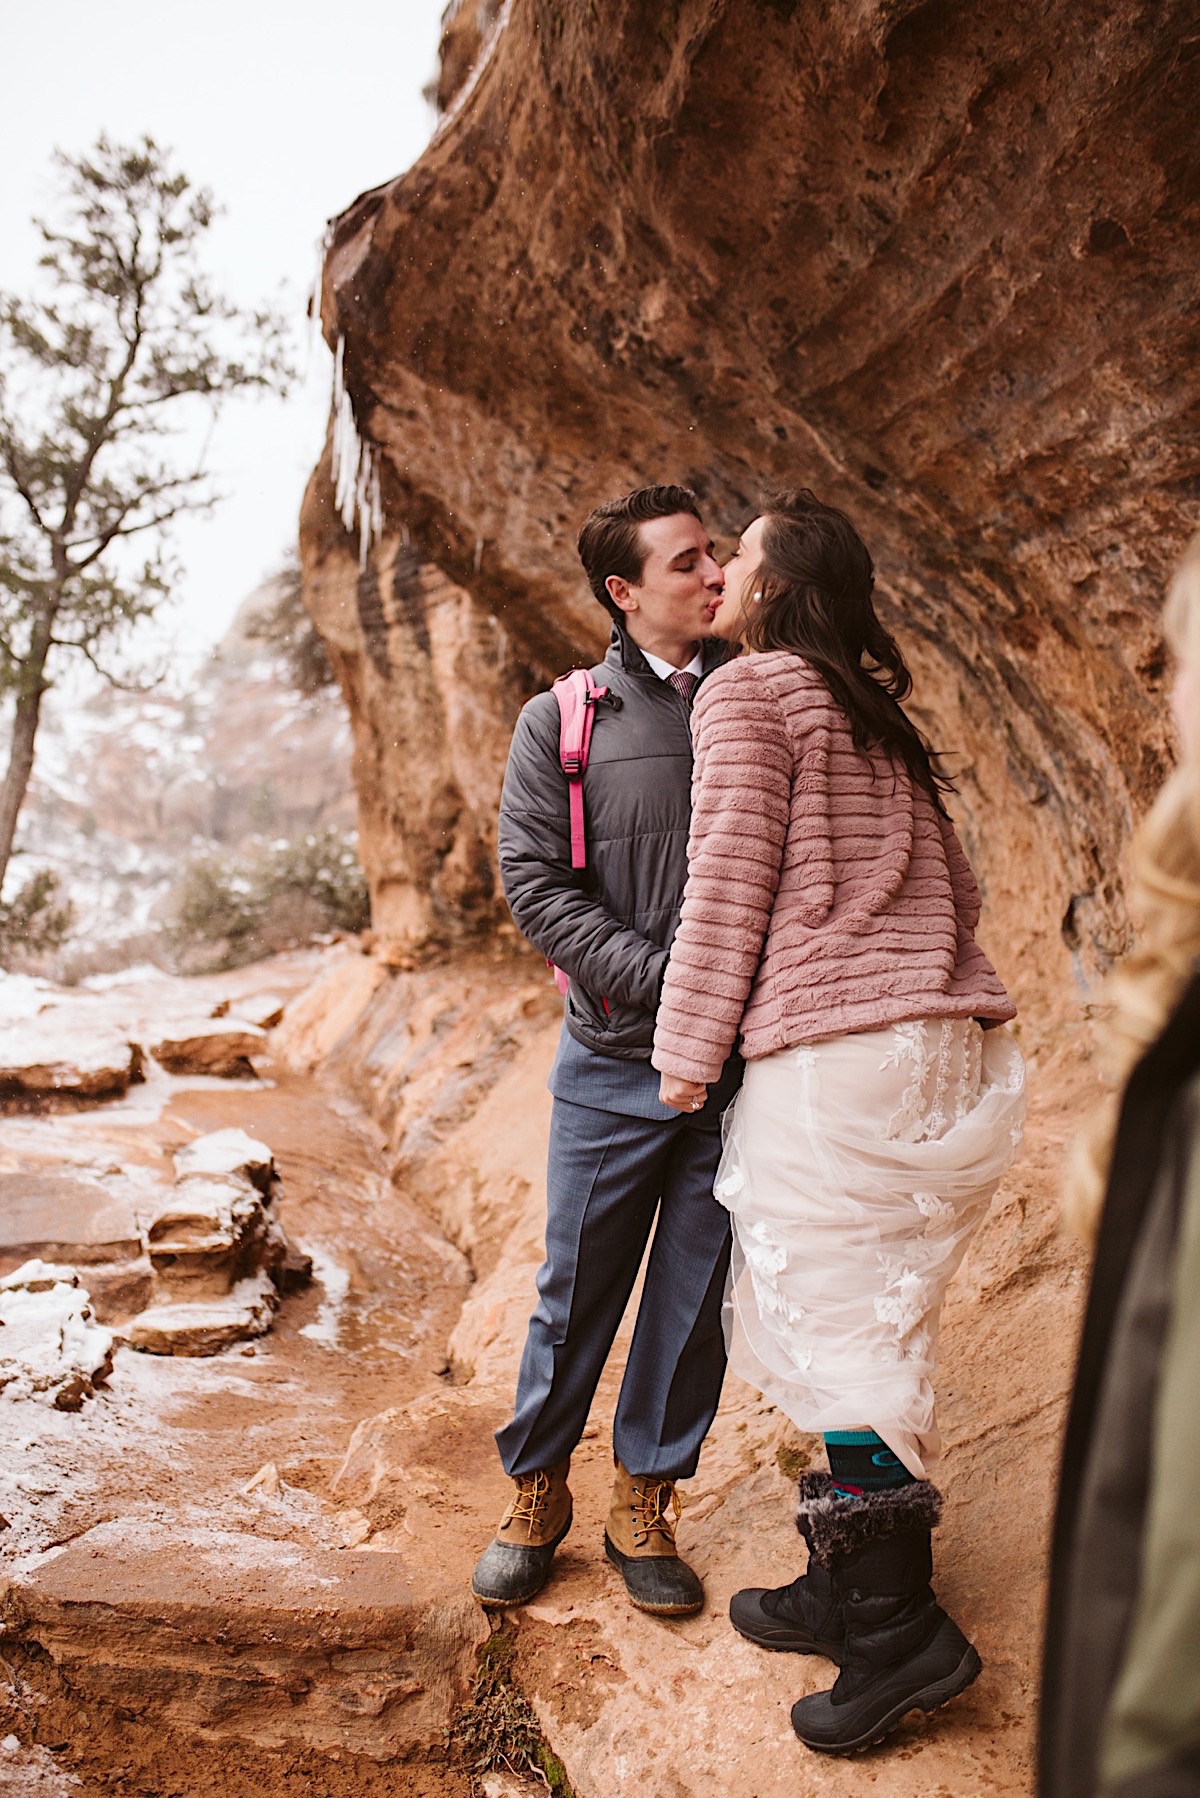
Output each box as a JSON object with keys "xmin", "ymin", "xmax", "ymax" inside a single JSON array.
[
  {"xmin": 48, "ymin": 632, "xmax": 164, "ymax": 692},
  {"xmin": 0, "ymin": 438, "xmax": 49, "ymax": 533},
  {"xmin": 68, "ymin": 475, "xmax": 207, "ymax": 567}
]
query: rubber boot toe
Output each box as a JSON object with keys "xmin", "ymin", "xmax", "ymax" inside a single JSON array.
[
  {"xmin": 604, "ymin": 1532, "xmax": 704, "ymax": 1616},
  {"xmin": 471, "ymin": 1513, "xmax": 572, "ymax": 1608}
]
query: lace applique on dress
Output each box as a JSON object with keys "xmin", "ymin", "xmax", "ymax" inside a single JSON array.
[
  {"xmin": 885, "ymin": 1021, "xmax": 935, "ymax": 1142},
  {"xmin": 913, "ymin": 1189, "xmax": 955, "ymax": 1232},
  {"xmin": 880, "ymin": 1021, "xmax": 925, "ymax": 1071},
  {"xmin": 742, "ymin": 1220, "xmax": 787, "ymax": 1278},
  {"xmin": 716, "ymin": 1013, "xmax": 1026, "ymax": 1472},
  {"xmin": 886, "ymin": 1020, "xmax": 986, "ymax": 1143},
  {"xmin": 715, "ymin": 1164, "xmax": 744, "ymax": 1199},
  {"xmin": 874, "ymin": 1267, "xmax": 930, "ymax": 1338},
  {"xmin": 743, "ymin": 1222, "xmax": 809, "ymax": 1333}
]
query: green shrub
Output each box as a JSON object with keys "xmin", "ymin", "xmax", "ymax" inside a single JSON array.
[
  {"xmin": 244, "ymin": 559, "xmax": 335, "ymax": 697},
  {"xmin": 169, "ymin": 828, "xmax": 369, "ymax": 971},
  {"xmin": 0, "ymin": 869, "xmax": 75, "ymax": 966}
]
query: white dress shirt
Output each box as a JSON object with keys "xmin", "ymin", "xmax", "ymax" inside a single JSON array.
[{"xmin": 640, "ymin": 647, "xmax": 704, "ymax": 682}]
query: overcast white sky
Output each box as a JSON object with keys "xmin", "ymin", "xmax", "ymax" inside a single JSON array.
[{"xmin": 1, "ymin": 0, "xmax": 446, "ymax": 670}]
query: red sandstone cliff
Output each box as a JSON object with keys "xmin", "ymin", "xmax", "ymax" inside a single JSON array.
[{"xmin": 303, "ymin": 0, "xmax": 1200, "ymax": 1019}]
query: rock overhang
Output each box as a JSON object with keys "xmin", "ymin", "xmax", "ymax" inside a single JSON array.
[{"xmin": 304, "ymin": 0, "xmax": 1200, "ymax": 1009}]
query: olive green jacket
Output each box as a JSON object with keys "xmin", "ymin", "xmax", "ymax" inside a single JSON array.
[{"xmin": 1041, "ymin": 973, "xmax": 1200, "ymax": 1797}]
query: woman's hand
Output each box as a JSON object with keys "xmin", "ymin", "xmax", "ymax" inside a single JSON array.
[{"xmin": 659, "ymin": 1073, "xmax": 709, "ymax": 1113}]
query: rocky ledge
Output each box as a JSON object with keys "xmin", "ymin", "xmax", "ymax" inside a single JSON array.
[{"xmin": 0, "ymin": 943, "xmax": 1091, "ymax": 1792}]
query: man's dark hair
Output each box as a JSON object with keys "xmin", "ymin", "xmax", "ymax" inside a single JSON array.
[{"xmin": 577, "ymin": 484, "xmax": 703, "ymax": 617}]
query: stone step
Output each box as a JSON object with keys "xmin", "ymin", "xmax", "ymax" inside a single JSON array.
[
  {"xmin": 2, "ymin": 1521, "xmax": 487, "ymax": 1759},
  {"xmin": 148, "ymin": 1022, "xmax": 266, "ymax": 1078}
]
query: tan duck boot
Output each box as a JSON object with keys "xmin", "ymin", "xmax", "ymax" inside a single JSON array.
[
  {"xmin": 471, "ymin": 1462, "xmax": 572, "ymax": 1607},
  {"xmin": 604, "ymin": 1458, "xmax": 704, "ymax": 1616}
]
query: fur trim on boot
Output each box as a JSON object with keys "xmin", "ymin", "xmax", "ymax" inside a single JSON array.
[{"xmin": 796, "ymin": 1473, "xmax": 942, "ymax": 1567}]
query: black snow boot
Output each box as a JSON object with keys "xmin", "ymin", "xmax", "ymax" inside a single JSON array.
[
  {"xmin": 789, "ymin": 1478, "xmax": 981, "ymax": 1754},
  {"xmin": 729, "ymin": 1473, "xmax": 845, "ymax": 1661}
]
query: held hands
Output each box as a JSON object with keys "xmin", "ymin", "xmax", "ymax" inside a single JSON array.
[{"xmin": 659, "ymin": 1073, "xmax": 709, "ymax": 1114}]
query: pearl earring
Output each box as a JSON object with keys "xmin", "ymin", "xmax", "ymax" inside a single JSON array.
[{"xmin": 751, "ymin": 590, "xmax": 762, "ymax": 604}]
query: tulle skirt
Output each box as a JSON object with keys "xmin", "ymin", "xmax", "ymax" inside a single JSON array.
[{"xmin": 715, "ymin": 1018, "xmax": 1026, "ymax": 1477}]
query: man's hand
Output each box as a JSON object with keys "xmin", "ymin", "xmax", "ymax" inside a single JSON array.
[{"xmin": 659, "ymin": 1073, "xmax": 709, "ymax": 1113}]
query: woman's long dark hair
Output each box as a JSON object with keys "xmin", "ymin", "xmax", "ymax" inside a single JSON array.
[{"xmin": 742, "ymin": 488, "xmax": 954, "ymax": 815}]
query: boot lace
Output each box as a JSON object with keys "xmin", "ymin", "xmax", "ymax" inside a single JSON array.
[
  {"xmin": 502, "ymin": 1471, "xmax": 553, "ymax": 1540},
  {"xmin": 631, "ymin": 1477, "xmax": 682, "ymax": 1549}
]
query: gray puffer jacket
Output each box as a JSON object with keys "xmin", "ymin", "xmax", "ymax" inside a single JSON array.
[{"xmin": 498, "ymin": 626, "xmax": 733, "ymax": 1060}]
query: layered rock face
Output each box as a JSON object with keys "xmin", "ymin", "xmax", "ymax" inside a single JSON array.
[{"xmin": 306, "ymin": 0, "xmax": 1199, "ymax": 1006}]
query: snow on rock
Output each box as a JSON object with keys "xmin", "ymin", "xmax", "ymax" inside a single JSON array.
[
  {"xmin": 0, "ymin": 975, "xmax": 59, "ymax": 1028},
  {"xmin": 219, "ymin": 992, "xmax": 287, "ymax": 1031},
  {"xmin": 146, "ymin": 1175, "xmax": 268, "ymax": 1301},
  {"xmin": 122, "ymin": 1272, "xmax": 278, "ymax": 1357},
  {"xmin": 171, "ymin": 1127, "xmax": 276, "ymax": 1195},
  {"xmin": 147, "ymin": 1020, "xmax": 266, "ymax": 1078},
  {"xmin": 0, "ymin": 1013, "xmax": 142, "ymax": 1101},
  {"xmin": 124, "ymin": 1132, "xmax": 310, "ymax": 1350},
  {"xmin": 0, "ymin": 1736, "xmax": 81, "ymax": 1794},
  {"xmin": 0, "ymin": 1262, "xmax": 113, "ymax": 1410}
]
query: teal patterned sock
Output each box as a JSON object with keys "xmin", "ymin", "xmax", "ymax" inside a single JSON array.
[{"xmin": 823, "ymin": 1429, "xmax": 915, "ymax": 1499}]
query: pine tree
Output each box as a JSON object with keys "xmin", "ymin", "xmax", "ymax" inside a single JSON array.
[{"xmin": 0, "ymin": 134, "xmax": 293, "ymax": 916}]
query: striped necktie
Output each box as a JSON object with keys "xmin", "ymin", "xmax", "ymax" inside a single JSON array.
[{"xmin": 666, "ymin": 670, "xmax": 699, "ymax": 707}]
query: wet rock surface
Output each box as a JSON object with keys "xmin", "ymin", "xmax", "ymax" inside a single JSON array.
[
  {"xmin": 0, "ymin": 1172, "xmax": 146, "ymax": 1270},
  {"xmin": 6, "ymin": 1520, "xmax": 484, "ymax": 1759},
  {"xmin": 0, "ymin": 948, "xmax": 479, "ymax": 1794}
]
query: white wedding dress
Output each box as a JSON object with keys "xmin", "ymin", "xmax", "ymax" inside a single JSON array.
[{"xmin": 715, "ymin": 1017, "xmax": 1026, "ymax": 1477}]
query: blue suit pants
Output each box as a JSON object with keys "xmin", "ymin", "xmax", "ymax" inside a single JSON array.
[{"xmin": 495, "ymin": 1089, "xmax": 733, "ymax": 1481}]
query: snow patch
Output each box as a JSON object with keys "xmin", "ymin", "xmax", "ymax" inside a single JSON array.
[
  {"xmin": 299, "ymin": 1244, "xmax": 350, "ymax": 1348},
  {"xmin": 0, "ymin": 1264, "xmax": 113, "ymax": 1409}
]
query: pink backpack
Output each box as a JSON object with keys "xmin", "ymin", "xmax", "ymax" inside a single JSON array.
[{"xmin": 547, "ymin": 668, "xmax": 609, "ymax": 996}]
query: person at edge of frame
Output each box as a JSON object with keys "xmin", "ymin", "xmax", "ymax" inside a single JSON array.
[{"xmin": 1040, "ymin": 530, "xmax": 1200, "ymax": 1798}]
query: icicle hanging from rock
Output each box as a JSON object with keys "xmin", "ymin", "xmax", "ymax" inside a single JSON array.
[
  {"xmin": 435, "ymin": 0, "xmax": 514, "ymax": 135},
  {"xmin": 331, "ymin": 335, "xmax": 383, "ymax": 568}
]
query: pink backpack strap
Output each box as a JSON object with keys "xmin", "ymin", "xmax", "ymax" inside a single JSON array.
[{"xmin": 551, "ymin": 668, "xmax": 608, "ymax": 870}]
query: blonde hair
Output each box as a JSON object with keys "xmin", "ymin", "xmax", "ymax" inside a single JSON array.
[{"xmin": 1067, "ymin": 533, "xmax": 1200, "ymax": 1234}]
